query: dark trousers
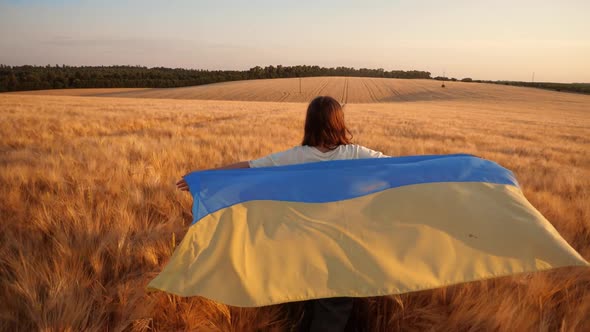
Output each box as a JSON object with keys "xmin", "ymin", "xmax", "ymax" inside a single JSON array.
[{"xmin": 297, "ymin": 297, "xmax": 354, "ymax": 332}]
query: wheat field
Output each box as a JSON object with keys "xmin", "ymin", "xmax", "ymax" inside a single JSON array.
[
  {"xmin": 12, "ymin": 76, "xmax": 582, "ymax": 104},
  {"xmin": 1, "ymin": 78, "xmax": 590, "ymax": 331}
]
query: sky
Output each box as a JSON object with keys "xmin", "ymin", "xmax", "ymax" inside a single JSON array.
[{"xmin": 1, "ymin": 0, "xmax": 589, "ymax": 83}]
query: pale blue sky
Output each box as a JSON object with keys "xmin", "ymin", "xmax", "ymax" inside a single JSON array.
[{"xmin": 1, "ymin": 0, "xmax": 589, "ymax": 82}]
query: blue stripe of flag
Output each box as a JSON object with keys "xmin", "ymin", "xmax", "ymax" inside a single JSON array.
[{"xmin": 184, "ymin": 154, "xmax": 518, "ymax": 224}]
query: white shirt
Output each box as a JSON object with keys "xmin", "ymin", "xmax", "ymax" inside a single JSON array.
[{"xmin": 249, "ymin": 144, "xmax": 388, "ymax": 168}]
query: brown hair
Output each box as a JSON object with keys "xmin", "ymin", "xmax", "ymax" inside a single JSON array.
[{"xmin": 301, "ymin": 96, "xmax": 352, "ymax": 149}]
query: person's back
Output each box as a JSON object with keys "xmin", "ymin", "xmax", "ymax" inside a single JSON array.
[
  {"xmin": 248, "ymin": 144, "xmax": 385, "ymax": 168},
  {"xmin": 177, "ymin": 95, "xmax": 388, "ymax": 331},
  {"xmin": 248, "ymin": 96, "xmax": 388, "ymax": 331}
]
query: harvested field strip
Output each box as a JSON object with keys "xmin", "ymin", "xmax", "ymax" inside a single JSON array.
[{"xmin": 11, "ymin": 77, "xmax": 590, "ymax": 105}]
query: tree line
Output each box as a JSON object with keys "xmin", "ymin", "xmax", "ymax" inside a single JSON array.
[
  {"xmin": 0, "ymin": 64, "xmax": 431, "ymax": 92},
  {"xmin": 488, "ymin": 81, "xmax": 590, "ymax": 94},
  {"xmin": 432, "ymin": 76, "xmax": 590, "ymax": 95}
]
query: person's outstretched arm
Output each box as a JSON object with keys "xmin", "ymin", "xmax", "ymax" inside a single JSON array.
[{"xmin": 176, "ymin": 161, "xmax": 250, "ymax": 191}]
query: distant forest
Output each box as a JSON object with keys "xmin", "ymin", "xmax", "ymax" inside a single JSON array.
[
  {"xmin": 432, "ymin": 76, "xmax": 590, "ymax": 95},
  {"xmin": 489, "ymin": 81, "xmax": 590, "ymax": 94},
  {"xmin": 0, "ymin": 65, "xmax": 430, "ymax": 92},
  {"xmin": 1, "ymin": 65, "xmax": 588, "ymax": 95}
]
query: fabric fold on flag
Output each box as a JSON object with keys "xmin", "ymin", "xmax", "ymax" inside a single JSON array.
[{"xmin": 148, "ymin": 154, "xmax": 589, "ymax": 307}]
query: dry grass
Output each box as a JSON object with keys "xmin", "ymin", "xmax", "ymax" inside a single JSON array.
[
  {"xmin": 0, "ymin": 84, "xmax": 589, "ymax": 331},
  {"xmin": 11, "ymin": 77, "xmax": 587, "ymax": 104}
]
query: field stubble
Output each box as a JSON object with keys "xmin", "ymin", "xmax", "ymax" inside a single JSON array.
[{"xmin": 0, "ymin": 89, "xmax": 589, "ymax": 331}]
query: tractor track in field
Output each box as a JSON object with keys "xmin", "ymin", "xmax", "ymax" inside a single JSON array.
[
  {"xmin": 278, "ymin": 92, "xmax": 290, "ymax": 102},
  {"xmin": 314, "ymin": 79, "xmax": 330, "ymax": 98},
  {"xmin": 341, "ymin": 77, "xmax": 349, "ymax": 105},
  {"xmin": 362, "ymin": 79, "xmax": 379, "ymax": 103},
  {"xmin": 386, "ymin": 81, "xmax": 404, "ymax": 101}
]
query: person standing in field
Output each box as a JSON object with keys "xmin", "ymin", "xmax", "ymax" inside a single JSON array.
[{"xmin": 177, "ymin": 95, "xmax": 388, "ymax": 331}]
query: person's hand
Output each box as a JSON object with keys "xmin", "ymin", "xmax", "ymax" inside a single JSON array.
[{"xmin": 176, "ymin": 178, "xmax": 190, "ymax": 191}]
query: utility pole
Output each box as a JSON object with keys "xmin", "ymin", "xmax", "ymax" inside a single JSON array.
[{"xmin": 532, "ymin": 72, "xmax": 535, "ymax": 83}]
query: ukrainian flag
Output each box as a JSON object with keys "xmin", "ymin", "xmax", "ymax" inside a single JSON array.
[{"xmin": 148, "ymin": 154, "xmax": 588, "ymax": 307}]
